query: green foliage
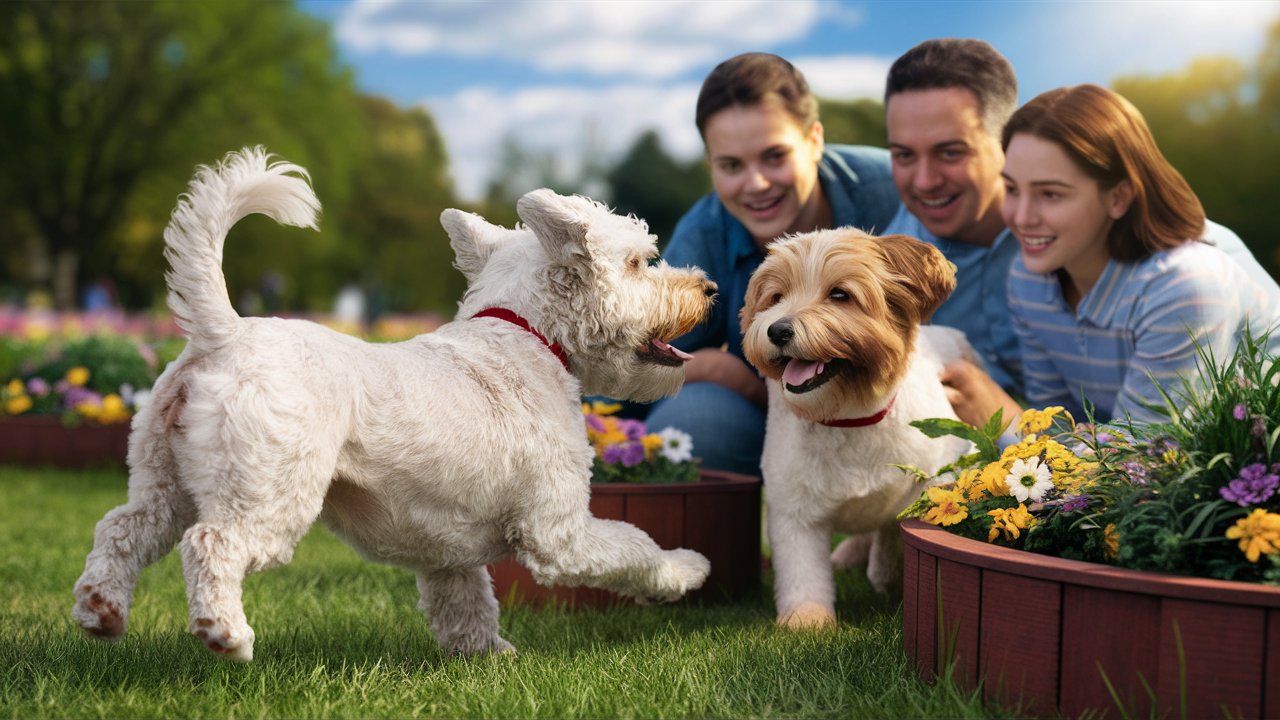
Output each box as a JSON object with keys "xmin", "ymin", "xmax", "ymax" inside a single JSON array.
[
  {"xmin": 817, "ymin": 97, "xmax": 888, "ymax": 146},
  {"xmin": 1114, "ymin": 17, "xmax": 1280, "ymax": 281},
  {"xmin": 607, "ymin": 130, "xmax": 710, "ymax": 249},
  {"xmin": 37, "ymin": 335, "xmax": 154, "ymax": 395}
]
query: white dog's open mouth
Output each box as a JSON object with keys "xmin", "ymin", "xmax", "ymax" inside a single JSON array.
[
  {"xmin": 638, "ymin": 338, "xmax": 694, "ymax": 367},
  {"xmin": 781, "ymin": 357, "xmax": 847, "ymax": 394}
]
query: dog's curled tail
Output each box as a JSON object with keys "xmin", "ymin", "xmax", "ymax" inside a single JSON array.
[{"xmin": 163, "ymin": 146, "xmax": 320, "ymax": 348}]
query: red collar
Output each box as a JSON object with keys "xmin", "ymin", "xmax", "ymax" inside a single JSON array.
[
  {"xmin": 819, "ymin": 395, "xmax": 896, "ymax": 428},
  {"xmin": 472, "ymin": 307, "xmax": 569, "ymax": 372}
]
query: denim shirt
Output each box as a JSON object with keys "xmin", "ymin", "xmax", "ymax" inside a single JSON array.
[
  {"xmin": 661, "ymin": 145, "xmax": 899, "ymax": 363},
  {"xmin": 884, "ymin": 205, "xmax": 1024, "ymax": 396}
]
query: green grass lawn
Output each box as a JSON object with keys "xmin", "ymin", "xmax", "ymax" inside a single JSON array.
[{"xmin": 0, "ymin": 465, "xmax": 1004, "ymax": 719}]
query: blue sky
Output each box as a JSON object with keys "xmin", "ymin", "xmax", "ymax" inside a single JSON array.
[{"xmin": 300, "ymin": 0, "xmax": 1279, "ymax": 201}]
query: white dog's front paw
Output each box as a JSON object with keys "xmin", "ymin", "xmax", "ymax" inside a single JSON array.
[
  {"xmin": 647, "ymin": 548, "xmax": 710, "ymax": 603},
  {"xmin": 448, "ymin": 635, "xmax": 517, "ymax": 658},
  {"xmin": 777, "ymin": 601, "xmax": 837, "ymax": 630},
  {"xmin": 191, "ymin": 616, "xmax": 255, "ymax": 662},
  {"xmin": 73, "ymin": 581, "xmax": 129, "ymax": 640}
]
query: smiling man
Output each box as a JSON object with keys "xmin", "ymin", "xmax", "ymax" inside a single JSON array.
[{"xmin": 882, "ymin": 38, "xmax": 1024, "ymax": 397}]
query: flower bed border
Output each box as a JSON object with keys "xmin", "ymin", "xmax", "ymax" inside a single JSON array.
[
  {"xmin": 901, "ymin": 518, "xmax": 1280, "ymax": 718},
  {"xmin": 489, "ymin": 469, "xmax": 762, "ymax": 608},
  {"xmin": 0, "ymin": 415, "xmax": 130, "ymax": 468}
]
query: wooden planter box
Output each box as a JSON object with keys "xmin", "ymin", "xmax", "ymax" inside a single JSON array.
[
  {"xmin": 0, "ymin": 415, "xmax": 130, "ymax": 468},
  {"xmin": 488, "ymin": 469, "xmax": 761, "ymax": 608},
  {"xmin": 901, "ymin": 518, "xmax": 1280, "ymax": 718}
]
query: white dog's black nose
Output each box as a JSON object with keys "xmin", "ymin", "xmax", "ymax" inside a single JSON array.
[{"xmin": 767, "ymin": 319, "xmax": 794, "ymax": 347}]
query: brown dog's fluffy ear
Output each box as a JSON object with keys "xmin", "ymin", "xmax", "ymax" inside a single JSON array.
[{"xmin": 876, "ymin": 234, "xmax": 956, "ymax": 323}]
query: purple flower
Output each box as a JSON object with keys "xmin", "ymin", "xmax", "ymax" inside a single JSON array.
[
  {"xmin": 618, "ymin": 418, "xmax": 647, "ymax": 441},
  {"xmin": 602, "ymin": 444, "xmax": 626, "ymax": 466},
  {"xmin": 62, "ymin": 386, "xmax": 100, "ymax": 409},
  {"xmin": 1094, "ymin": 432, "xmax": 1116, "ymax": 446},
  {"xmin": 1059, "ymin": 494, "xmax": 1091, "ymax": 513},
  {"xmin": 584, "ymin": 415, "xmax": 606, "ymax": 433},
  {"xmin": 620, "ymin": 441, "xmax": 645, "ymax": 467},
  {"xmin": 1120, "ymin": 460, "xmax": 1149, "ymax": 486},
  {"xmin": 1253, "ymin": 417, "xmax": 1268, "ymax": 441},
  {"xmin": 1219, "ymin": 463, "xmax": 1280, "ymax": 506},
  {"xmin": 26, "ymin": 377, "xmax": 50, "ymax": 397},
  {"xmin": 1233, "ymin": 403, "xmax": 1248, "ymax": 421}
]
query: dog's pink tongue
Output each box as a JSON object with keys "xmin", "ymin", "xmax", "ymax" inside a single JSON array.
[
  {"xmin": 783, "ymin": 359, "xmax": 824, "ymax": 386},
  {"xmin": 652, "ymin": 339, "xmax": 695, "ymax": 362}
]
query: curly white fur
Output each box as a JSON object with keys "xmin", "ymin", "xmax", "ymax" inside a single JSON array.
[{"xmin": 73, "ymin": 147, "xmax": 716, "ymax": 661}]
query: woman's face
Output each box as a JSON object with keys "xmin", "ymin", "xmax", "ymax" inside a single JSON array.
[
  {"xmin": 1001, "ymin": 133, "xmax": 1132, "ymax": 298},
  {"xmin": 703, "ymin": 101, "xmax": 825, "ymax": 248}
]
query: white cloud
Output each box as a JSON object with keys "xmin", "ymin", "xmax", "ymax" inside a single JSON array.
[
  {"xmin": 426, "ymin": 82, "xmax": 704, "ymax": 202},
  {"xmin": 338, "ymin": 0, "xmax": 821, "ymax": 79},
  {"xmin": 792, "ymin": 55, "xmax": 894, "ymax": 100}
]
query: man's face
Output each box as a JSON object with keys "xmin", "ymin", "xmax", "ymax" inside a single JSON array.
[{"xmin": 886, "ymin": 87, "xmax": 1006, "ymax": 246}]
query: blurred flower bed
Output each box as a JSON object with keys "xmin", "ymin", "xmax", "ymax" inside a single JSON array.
[
  {"xmin": 0, "ymin": 307, "xmax": 445, "ymax": 427},
  {"xmin": 583, "ymin": 400, "xmax": 699, "ymax": 483}
]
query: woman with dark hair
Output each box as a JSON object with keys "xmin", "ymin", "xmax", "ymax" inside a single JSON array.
[
  {"xmin": 647, "ymin": 52, "xmax": 899, "ymax": 476},
  {"xmin": 965, "ymin": 84, "xmax": 1280, "ymax": 427}
]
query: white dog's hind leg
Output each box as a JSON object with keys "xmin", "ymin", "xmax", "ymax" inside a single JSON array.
[
  {"xmin": 865, "ymin": 524, "xmax": 903, "ymax": 593},
  {"xmin": 519, "ymin": 517, "xmax": 710, "ymax": 603},
  {"xmin": 769, "ymin": 508, "xmax": 837, "ymax": 629},
  {"xmin": 73, "ymin": 440, "xmax": 192, "ymax": 640},
  {"xmin": 179, "ymin": 484, "xmax": 325, "ymax": 662},
  {"xmin": 416, "ymin": 567, "xmax": 514, "ymax": 656},
  {"xmin": 829, "ymin": 532, "xmax": 873, "ymax": 571}
]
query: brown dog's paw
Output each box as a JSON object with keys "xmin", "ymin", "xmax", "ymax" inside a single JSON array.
[{"xmin": 776, "ymin": 602, "xmax": 837, "ymax": 630}]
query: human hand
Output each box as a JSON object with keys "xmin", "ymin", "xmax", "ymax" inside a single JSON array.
[
  {"xmin": 684, "ymin": 348, "xmax": 767, "ymax": 408},
  {"xmin": 939, "ymin": 359, "xmax": 1022, "ymax": 430}
]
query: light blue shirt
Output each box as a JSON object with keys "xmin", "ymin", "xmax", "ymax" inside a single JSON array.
[
  {"xmin": 1008, "ymin": 239, "xmax": 1280, "ymax": 424},
  {"xmin": 884, "ymin": 205, "xmax": 1023, "ymax": 395},
  {"xmin": 663, "ymin": 145, "xmax": 899, "ymax": 363}
]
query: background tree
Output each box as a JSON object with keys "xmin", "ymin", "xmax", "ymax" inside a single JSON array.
[
  {"xmin": 817, "ymin": 97, "xmax": 889, "ymax": 147},
  {"xmin": 1113, "ymin": 18, "xmax": 1280, "ymax": 279},
  {"xmin": 606, "ymin": 130, "xmax": 709, "ymax": 249},
  {"xmin": 0, "ymin": 0, "xmax": 367, "ymax": 309},
  {"xmin": 339, "ymin": 96, "xmax": 465, "ymax": 316}
]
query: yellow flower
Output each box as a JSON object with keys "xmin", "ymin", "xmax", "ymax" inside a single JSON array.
[
  {"xmin": 986, "ymin": 504, "xmax": 1034, "ymax": 542},
  {"xmin": 66, "ymin": 366, "xmax": 90, "ymax": 387},
  {"xmin": 923, "ymin": 486, "xmax": 968, "ymax": 526},
  {"xmin": 4, "ymin": 394, "xmax": 32, "ymax": 415},
  {"xmin": 76, "ymin": 399, "xmax": 102, "ymax": 420},
  {"xmin": 1226, "ymin": 509, "xmax": 1280, "ymax": 563},
  {"xmin": 1104, "ymin": 523, "xmax": 1120, "ymax": 560},
  {"xmin": 641, "ymin": 433, "xmax": 663, "ymax": 458},
  {"xmin": 1017, "ymin": 406, "xmax": 1067, "ymax": 436},
  {"xmin": 583, "ymin": 400, "xmax": 622, "ymax": 416},
  {"xmin": 5, "ymin": 379, "xmax": 22, "ymax": 396},
  {"xmin": 99, "ymin": 394, "xmax": 131, "ymax": 424}
]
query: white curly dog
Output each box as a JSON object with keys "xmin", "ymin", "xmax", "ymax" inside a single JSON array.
[{"xmin": 73, "ymin": 147, "xmax": 717, "ymax": 661}]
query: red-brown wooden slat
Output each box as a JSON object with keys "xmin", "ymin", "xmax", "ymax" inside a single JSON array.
[
  {"xmin": 937, "ymin": 558, "xmax": 982, "ymax": 689},
  {"xmin": 979, "ymin": 571, "xmax": 1060, "ymax": 714},
  {"xmin": 1060, "ymin": 585, "xmax": 1161, "ymax": 719},
  {"xmin": 902, "ymin": 542, "xmax": 919, "ymax": 670},
  {"xmin": 1157, "ymin": 600, "xmax": 1264, "ymax": 719}
]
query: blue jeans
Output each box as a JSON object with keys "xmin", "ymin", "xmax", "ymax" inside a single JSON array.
[{"xmin": 643, "ymin": 382, "xmax": 765, "ymax": 478}]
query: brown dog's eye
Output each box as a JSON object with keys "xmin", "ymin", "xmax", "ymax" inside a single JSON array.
[
  {"xmin": 769, "ymin": 292, "xmax": 783, "ymax": 306},
  {"xmin": 829, "ymin": 288, "xmax": 850, "ymax": 302}
]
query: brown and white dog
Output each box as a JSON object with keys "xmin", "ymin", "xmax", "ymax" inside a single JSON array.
[{"xmin": 741, "ymin": 228, "xmax": 972, "ymax": 629}]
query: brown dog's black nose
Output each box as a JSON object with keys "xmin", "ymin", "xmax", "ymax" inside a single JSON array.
[
  {"xmin": 704, "ymin": 280, "xmax": 718, "ymax": 298},
  {"xmin": 767, "ymin": 319, "xmax": 793, "ymax": 347}
]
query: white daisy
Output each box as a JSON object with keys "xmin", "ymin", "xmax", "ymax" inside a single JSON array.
[
  {"xmin": 1005, "ymin": 457, "xmax": 1053, "ymax": 502},
  {"xmin": 657, "ymin": 427, "xmax": 694, "ymax": 463}
]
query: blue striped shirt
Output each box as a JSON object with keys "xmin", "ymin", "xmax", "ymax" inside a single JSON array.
[{"xmin": 1008, "ymin": 239, "xmax": 1280, "ymax": 424}]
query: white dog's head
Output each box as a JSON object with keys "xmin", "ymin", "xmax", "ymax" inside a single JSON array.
[
  {"xmin": 441, "ymin": 189, "xmax": 716, "ymax": 402},
  {"xmin": 740, "ymin": 229, "xmax": 955, "ymax": 422}
]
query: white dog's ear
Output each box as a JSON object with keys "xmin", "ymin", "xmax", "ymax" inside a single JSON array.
[
  {"xmin": 440, "ymin": 208, "xmax": 508, "ymax": 282},
  {"xmin": 515, "ymin": 189, "xmax": 599, "ymax": 265}
]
